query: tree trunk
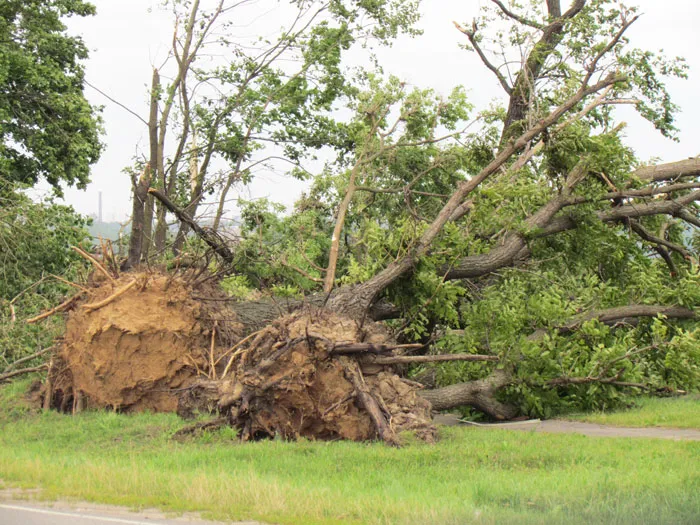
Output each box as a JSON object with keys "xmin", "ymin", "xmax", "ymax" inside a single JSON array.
[
  {"xmin": 419, "ymin": 370, "xmax": 518, "ymax": 420},
  {"xmin": 124, "ymin": 166, "xmax": 151, "ymax": 270},
  {"xmin": 500, "ymin": 0, "xmax": 586, "ymax": 145},
  {"xmin": 142, "ymin": 68, "xmax": 161, "ymax": 261}
]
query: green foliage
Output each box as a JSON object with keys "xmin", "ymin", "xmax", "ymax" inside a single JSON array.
[
  {"xmin": 0, "ymin": 179, "xmax": 91, "ymax": 367},
  {"xmin": 220, "ymin": 0, "xmax": 699, "ymax": 417},
  {"xmin": 0, "ymin": 0, "xmax": 103, "ymax": 191}
]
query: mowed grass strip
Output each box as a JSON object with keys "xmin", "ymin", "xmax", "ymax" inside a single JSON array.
[
  {"xmin": 567, "ymin": 395, "xmax": 700, "ymax": 429},
  {"xmin": 0, "ymin": 380, "xmax": 698, "ymax": 525}
]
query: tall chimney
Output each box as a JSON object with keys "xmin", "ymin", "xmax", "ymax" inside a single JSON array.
[{"xmin": 98, "ymin": 191, "xmax": 103, "ymax": 223}]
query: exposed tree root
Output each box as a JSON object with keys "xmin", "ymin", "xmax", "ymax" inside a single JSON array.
[{"xmin": 177, "ymin": 310, "xmax": 437, "ymax": 444}]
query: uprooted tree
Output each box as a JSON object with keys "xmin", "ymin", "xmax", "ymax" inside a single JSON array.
[{"xmin": 26, "ymin": 0, "xmax": 700, "ymax": 444}]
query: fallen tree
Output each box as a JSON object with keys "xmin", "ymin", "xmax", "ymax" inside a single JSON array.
[
  {"xmin": 26, "ymin": 0, "xmax": 700, "ymax": 445},
  {"xmin": 148, "ymin": 0, "xmax": 698, "ymax": 435}
]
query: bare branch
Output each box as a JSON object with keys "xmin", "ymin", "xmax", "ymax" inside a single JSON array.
[
  {"xmin": 454, "ymin": 21, "xmax": 513, "ymax": 95},
  {"xmin": 3, "ymin": 346, "xmax": 55, "ymax": 373},
  {"xmin": 633, "ymin": 157, "xmax": 700, "ymax": 184},
  {"xmin": 629, "ymin": 221, "xmax": 692, "ymax": 260},
  {"xmin": 490, "ymin": 0, "xmax": 544, "ymax": 29},
  {"xmin": 149, "ymin": 188, "xmax": 234, "ymax": 265},
  {"xmin": 0, "ymin": 364, "xmax": 48, "ymax": 383},
  {"xmin": 26, "ymin": 292, "xmax": 84, "ymax": 324},
  {"xmin": 366, "ymin": 353, "xmax": 499, "ymax": 365}
]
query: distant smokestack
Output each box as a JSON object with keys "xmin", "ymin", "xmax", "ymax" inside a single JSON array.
[{"xmin": 98, "ymin": 191, "xmax": 103, "ymax": 223}]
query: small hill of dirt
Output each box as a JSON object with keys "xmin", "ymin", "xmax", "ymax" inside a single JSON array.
[
  {"xmin": 43, "ymin": 270, "xmax": 437, "ymax": 444},
  {"xmin": 47, "ymin": 272, "xmax": 241, "ymax": 413},
  {"xmin": 179, "ymin": 310, "xmax": 436, "ymax": 442}
]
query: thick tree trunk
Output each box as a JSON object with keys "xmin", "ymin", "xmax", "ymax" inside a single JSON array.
[
  {"xmin": 419, "ymin": 370, "xmax": 518, "ymax": 420},
  {"xmin": 124, "ymin": 166, "xmax": 151, "ymax": 270}
]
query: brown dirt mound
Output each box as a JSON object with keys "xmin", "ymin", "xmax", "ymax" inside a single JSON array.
[
  {"xmin": 47, "ymin": 272, "xmax": 241, "ymax": 413},
  {"xmin": 45, "ymin": 272, "xmax": 436, "ymax": 444},
  {"xmin": 180, "ymin": 309, "xmax": 437, "ymax": 443}
]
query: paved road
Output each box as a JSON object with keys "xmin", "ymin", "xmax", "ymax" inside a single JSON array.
[
  {"xmin": 0, "ymin": 502, "xmax": 263, "ymax": 525},
  {"xmin": 434, "ymin": 414, "xmax": 700, "ymax": 440}
]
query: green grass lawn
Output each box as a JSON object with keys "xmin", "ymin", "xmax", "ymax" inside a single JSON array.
[
  {"xmin": 0, "ymin": 379, "xmax": 698, "ymax": 525},
  {"xmin": 566, "ymin": 395, "xmax": 700, "ymax": 429}
]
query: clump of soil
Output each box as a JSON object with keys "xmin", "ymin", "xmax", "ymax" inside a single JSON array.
[
  {"xmin": 180, "ymin": 309, "xmax": 437, "ymax": 443},
  {"xmin": 47, "ymin": 272, "xmax": 241, "ymax": 413},
  {"xmin": 44, "ymin": 271, "xmax": 436, "ymax": 444}
]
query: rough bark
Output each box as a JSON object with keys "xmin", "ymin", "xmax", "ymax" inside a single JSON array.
[
  {"xmin": 419, "ymin": 370, "xmax": 517, "ymax": 419},
  {"xmin": 124, "ymin": 165, "xmax": 151, "ymax": 270},
  {"xmin": 142, "ymin": 68, "xmax": 160, "ymax": 260},
  {"xmin": 149, "ymin": 188, "xmax": 234, "ymax": 265},
  {"xmin": 633, "ymin": 157, "xmax": 700, "ymax": 184},
  {"xmin": 211, "ymin": 295, "xmax": 400, "ymax": 334}
]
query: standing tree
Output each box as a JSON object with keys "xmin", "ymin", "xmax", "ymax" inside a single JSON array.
[
  {"xmin": 0, "ymin": 1, "xmax": 102, "ymax": 377},
  {"xmin": 0, "ymin": 0, "xmax": 102, "ymax": 191}
]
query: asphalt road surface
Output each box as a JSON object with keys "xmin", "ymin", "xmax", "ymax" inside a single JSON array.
[{"xmin": 0, "ymin": 502, "xmax": 264, "ymax": 525}]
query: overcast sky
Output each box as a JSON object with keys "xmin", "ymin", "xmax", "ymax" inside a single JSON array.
[{"xmin": 54, "ymin": 0, "xmax": 700, "ymax": 223}]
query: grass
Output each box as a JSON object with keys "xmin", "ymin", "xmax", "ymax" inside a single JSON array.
[
  {"xmin": 566, "ymin": 395, "xmax": 700, "ymax": 429},
  {"xmin": 0, "ymin": 379, "xmax": 698, "ymax": 525}
]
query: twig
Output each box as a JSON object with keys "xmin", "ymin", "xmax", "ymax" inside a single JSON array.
[
  {"xmin": 81, "ymin": 280, "xmax": 137, "ymax": 312},
  {"xmin": 26, "ymin": 292, "xmax": 85, "ymax": 324},
  {"xmin": 49, "ymin": 274, "xmax": 90, "ymax": 293},
  {"xmin": 0, "ymin": 364, "xmax": 49, "ymax": 383},
  {"xmin": 10, "ymin": 277, "xmax": 48, "ymax": 305},
  {"xmin": 4, "ymin": 346, "xmax": 56, "ymax": 372},
  {"xmin": 219, "ymin": 330, "xmax": 264, "ymax": 378},
  {"xmin": 71, "ymin": 246, "xmax": 116, "ymax": 283},
  {"xmin": 366, "ymin": 353, "xmax": 499, "ymax": 365},
  {"xmin": 209, "ymin": 321, "xmax": 218, "ymax": 380}
]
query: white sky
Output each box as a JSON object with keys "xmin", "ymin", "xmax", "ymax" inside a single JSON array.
[{"xmin": 54, "ymin": 0, "xmax": 700, "ymax": 222}]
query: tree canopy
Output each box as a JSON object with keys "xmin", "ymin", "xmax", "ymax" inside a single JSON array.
[
  {"xmin": 0, "ymin": 0, "xmax": 102, "ymax": 191},
  {"xmin": 183, "ymin": 0, "xmax": 698, "ymax": 417}
]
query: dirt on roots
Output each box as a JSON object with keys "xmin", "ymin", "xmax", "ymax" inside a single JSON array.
[
  {"xmin": 44, "ymin": 271, "xmax": 436, "ymax": 443},
  {"xmin": 46, "ymin": 272, "xmax": 241, "ymax": 413}
]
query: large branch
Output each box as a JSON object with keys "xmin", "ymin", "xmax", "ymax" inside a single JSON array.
[
  {"xmin": 539, "ymin": 189, "xmax": 700, "ymax": 237},
  {"xmin": 446, "ymin": 188, "xmax": 699, "ymax": 281},
  {"xmin": 633, "ymin": 157, "xmax": 700, "ymax": 184},
  {"xmin": 148, "ymin": 188, "xmax": 234, "ymax": 265},
  {"xmin": 557, "ymin": 305, "xmax": 697, "ymax": 334},
  {"xmin": 446, "ymin": 161, "xmax": 588, "ymax": 280},
  {"xmin": 328, "ymin": 75, "xmax": 623, "ymax": 317},
  {"xmin": 419, "ymin": 370, "xmax": 517, "ymax": 419}
]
